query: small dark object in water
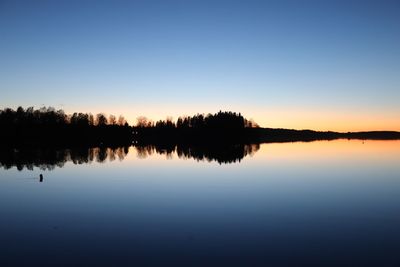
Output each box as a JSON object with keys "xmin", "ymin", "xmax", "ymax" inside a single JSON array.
[{"xmin": 39, "ymin": 174, "xmax": 43, "ymax": 182}]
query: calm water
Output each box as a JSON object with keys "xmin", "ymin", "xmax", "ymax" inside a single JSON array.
[{"xmin": 1, "ymin": 140, "xmax": 399, "ymax": 266}]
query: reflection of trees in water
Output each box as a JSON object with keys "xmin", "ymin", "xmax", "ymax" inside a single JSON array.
[
  {"xmin": 135, "ymin": 145, "xmax": 156, "ymax": 159},
  {"xmin": 0, "ymin": 146, "xmax": 129, "ymax": 171},
  {"xmin": 134, "ymin": 143, "xmax": 260, "ymax": 164},
  {"xmin": 0, "ymin": 143, "xmax": 260, "ymax": 170}
]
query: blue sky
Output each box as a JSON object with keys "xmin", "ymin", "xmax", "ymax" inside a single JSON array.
[{"xmin": 1, "ymin": 0, "xmax": 399, "ymax": 130}]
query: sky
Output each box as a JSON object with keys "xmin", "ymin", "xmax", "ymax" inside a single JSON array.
[{"xmin": 0, "ymin": 0, "xmax": 399, "ymax": 131}]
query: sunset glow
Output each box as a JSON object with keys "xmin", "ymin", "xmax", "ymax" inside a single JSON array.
[{"xmin": 1, "ymin": 1, "xmax": 399, "ymax": 131}]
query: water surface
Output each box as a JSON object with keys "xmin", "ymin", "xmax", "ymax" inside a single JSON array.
[{"xmin": 1, "ymin": 140, "xmax": 399, "ymax": 266}]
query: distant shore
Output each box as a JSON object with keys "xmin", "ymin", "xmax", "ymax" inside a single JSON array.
[{"xmin": 246, "ymin": 128, "xmax": 400, "ymax": 143}]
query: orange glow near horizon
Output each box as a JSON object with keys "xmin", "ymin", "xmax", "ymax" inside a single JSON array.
[
  {"xmin": 126, "ymin": 113, "xmax": 400, "ymax": 133},
  {"xmin": 244, "ymin": 106, "xmax": 400, "ymax": 132},
  {"xmin": 254, "ymin": 113, "xmax": 400, "ymax": 132},
  {"xmin": 256, "ymin": 139, "xmax": 400, "ymax": 158},
  {"xmin": 57, "ymin": 104, "xmax": 400, "ymax": 132},
  {"xmin": 245, "ymin": 139, "xmax": 400, "ymax": 172}
]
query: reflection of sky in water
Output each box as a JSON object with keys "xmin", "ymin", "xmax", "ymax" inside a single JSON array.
[{"xmin": 1, "ymin": 140, "xmax": 400, "ymax": 266}]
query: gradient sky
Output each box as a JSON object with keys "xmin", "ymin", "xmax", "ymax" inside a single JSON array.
[{"xmin": 1, "ymin": 0, "xmax": 399, "ymax": 131}]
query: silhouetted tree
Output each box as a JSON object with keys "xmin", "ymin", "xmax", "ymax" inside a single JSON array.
[
  {"xmin": 244, "ymin": 118, "xmax": 259, "ymax": 128},
  {"xmin": 0, "ymin": 107, "xmax": 133, "ymax": 146},
  {"xmin": 118, "ymin": 115, "xmax": 126, "ymax": 126},
  {"xmin": 109, "ymin": 115, "xmax": 116, "ymax": 125},
  {"xmin": 88, "ymin": 113, "xmax": 95, "ymax": 126},
  {"xmin": 136, "ymin": 116, "xmax": 153, "ymax": 127},
  {"xmin": 96, "ymin": 113, "xmax": 108, "ymax": 126}
]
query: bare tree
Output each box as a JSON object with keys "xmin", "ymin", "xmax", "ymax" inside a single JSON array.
[
  {"xmin": 109, "ymin": 114, "xmax": 116, "ymax": 125},
  {"xmin": 136, "ymin": 116, "xmax": 149, "ymax": 127},
  {"xmin": 117, "ymin": 115, "xmax": 127, "ymax": 126}
]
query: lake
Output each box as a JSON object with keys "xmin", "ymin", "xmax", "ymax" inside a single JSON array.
[{"xmin": 1, "ymin": 140, "xmax": 399, "ymax": 266}]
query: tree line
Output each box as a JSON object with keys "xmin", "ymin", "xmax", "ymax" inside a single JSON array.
[
  {"xmin": 2, "ymin": 106, "xmax": 396, "ymax": 146},
  {"xmin": 133, "ymin": 111, "xmax": 260, "ymax": 144},
  {"xmin": 0, "ymin": 107, "xmax": 261, "ymax": 146},
  {"xmin": 0, "ymin": 106, "xmax": 128, "ymax": 127},
  {"xmin": 0, "ymin": 106, "xmax": 132, "ymax": 146},
  {"xmin": 136, "ymin": 111, "xmax": 259, "ymax": 129},
  {"xmin": 0, "ymin": 107, "xmax": 259, "ymax": 129}
]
